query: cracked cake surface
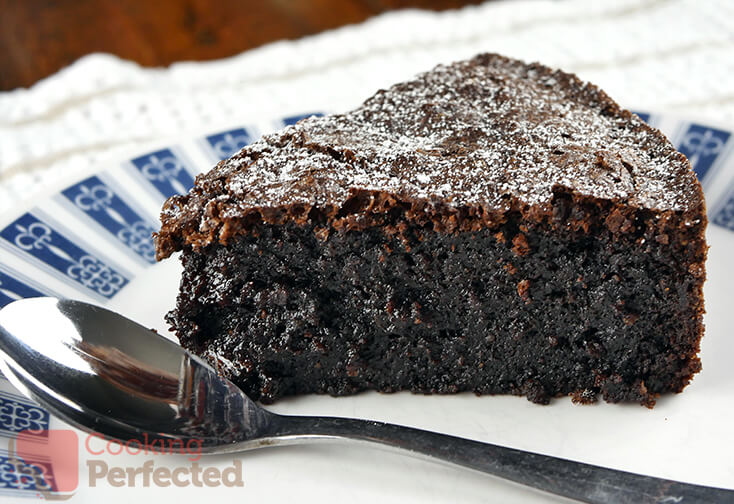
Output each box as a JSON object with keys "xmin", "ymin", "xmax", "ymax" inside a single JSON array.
[
  {"xmin": 156, "ymin": 53, "xmax": 701, "ymax": 257},
  {"xmin": 156, "ymin": 53, "xmax": 706, "ymax": 407}
]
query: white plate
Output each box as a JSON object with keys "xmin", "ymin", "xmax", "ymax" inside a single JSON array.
[{"xmin": 1, "ymin": 110, "xmax": 733, "ymax": 502}]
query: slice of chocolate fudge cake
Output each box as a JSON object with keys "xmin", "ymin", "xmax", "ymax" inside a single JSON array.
[{"xmin": 155, "ymin": 53, "xmax": 707, "ymax": 407}]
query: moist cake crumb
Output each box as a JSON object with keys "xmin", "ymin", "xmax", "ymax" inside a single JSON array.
[{"xmin": 156, "ymin": 53, "xmax": 707, "ymax": 407}]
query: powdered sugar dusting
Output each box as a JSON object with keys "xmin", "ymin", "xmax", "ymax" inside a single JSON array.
[{"xmin": 162, "ymin": 53, "xmax": 702, "ymax": 246}]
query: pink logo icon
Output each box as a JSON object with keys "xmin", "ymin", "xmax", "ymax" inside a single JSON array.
[{"xmin": 9, "ymin": 429, "xmax": 78, "ymax": 499}]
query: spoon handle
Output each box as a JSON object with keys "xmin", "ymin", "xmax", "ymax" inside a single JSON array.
[{"xmin": 268, "ymin": 415, "xmax": 733, "ymax": 504}]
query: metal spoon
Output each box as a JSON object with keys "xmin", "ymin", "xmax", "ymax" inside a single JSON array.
[{"xmin": 0, "ymin": 297, "xmax": 730, "ymax": 503}]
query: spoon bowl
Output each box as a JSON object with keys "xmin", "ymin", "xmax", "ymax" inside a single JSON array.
[
  {"xmin": 0, "ymin": 297, "xmax": 732, "ymax": 503},
  {"xmin": 0, "ymin": 297, "xmax": 268, "ymax": 450}
]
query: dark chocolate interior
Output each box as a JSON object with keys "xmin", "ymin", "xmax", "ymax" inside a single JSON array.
[{"xmin": 168, "ymin": 190, "xmax": 705, "ymax": 406}]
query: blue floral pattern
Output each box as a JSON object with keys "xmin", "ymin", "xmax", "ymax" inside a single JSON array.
[
  {"xmin": 631, "ymin": 110, "xmax": 651, "ymax": 123},
  {"xmin": 0, "ymin": 454, "xmax": 55, "ymax": 492},
  {"xmin": 282, "ymin": 112, "xmax": 324, "ymax": 126},
  {"xmin": 0, "ymin": 395, "xmax": 49, "ymax": 435},
  {"xmin": 677, "ymin": 124, "xmax": 730, "ymax": 182},
  {"xmin": 0, "ymin": 269, "xmax": 44, "ymax": 308},
  {"xmin": 0, "ymin": 213, "xmax": 128, "ymax": 298},
  {"xmin": 130, "ymin": 148, "xmax": 195, "ymax": 198},
  {"xmin": 713, "ymin": 190, "xmax": 734, "ymax": 231},
  {"xmin": 62, "ymin": 176, "xmax": 156, "ymax": 263},
  {"xmin": 205, "ymin": 128, "xmax": 253, "ymax": 160}
]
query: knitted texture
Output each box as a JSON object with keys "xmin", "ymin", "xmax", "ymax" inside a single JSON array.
[{"xmin": 1, "ymin": 0, "xmax": 733, "ymax": 214}]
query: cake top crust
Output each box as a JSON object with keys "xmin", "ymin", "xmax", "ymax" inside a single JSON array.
[{"xmin": 156, "ymin": 53, "xmax": 703, "ymax": 258}]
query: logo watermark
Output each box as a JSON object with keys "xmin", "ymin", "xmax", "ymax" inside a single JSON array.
[{"xmin": 7, "ymin": 429, "xmax": 244, "ymax": 499}]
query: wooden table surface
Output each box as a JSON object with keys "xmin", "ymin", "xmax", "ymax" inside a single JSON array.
[{"xmin": 0, "ymin": 0, "xmax": 483, "ymax": 91}]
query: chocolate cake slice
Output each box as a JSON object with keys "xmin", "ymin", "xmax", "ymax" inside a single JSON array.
[{"xmin": 155, "ymin": 53, "xmax": 707, "ymax": 407}]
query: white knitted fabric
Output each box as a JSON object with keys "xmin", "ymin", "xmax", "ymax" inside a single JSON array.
[{"xmin": 1, "ymin": 0, "xmax": 733, "ymax": 215}]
